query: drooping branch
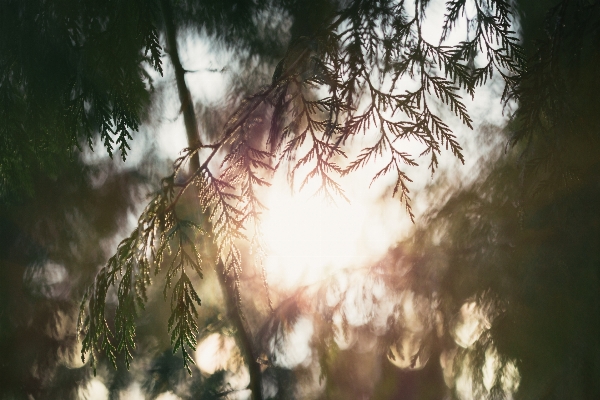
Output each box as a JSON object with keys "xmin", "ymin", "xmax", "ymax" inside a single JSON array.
[
  {"xmin": 79, "ymin": 1, "xmax": 524, "ymax": 397},
  {"xmin": 158, "ymin": 0, "xmax": 264, "ymax": 398}
]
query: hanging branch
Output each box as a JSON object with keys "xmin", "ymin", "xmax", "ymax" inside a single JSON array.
[{"xmin": 79, "ymin": 1, "xmax": 524, "ymax": 398}]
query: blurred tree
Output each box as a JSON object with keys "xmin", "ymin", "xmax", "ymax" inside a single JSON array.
[
  {"xmin": 0, "ymin": 0, "xmax": 291, "ymax": 202},
  {"xmin": 0, "ymin": 1, "xmax": 285, "ymax": 395},
  {"xmin": 0, "ymin": 0, "xmax": 280, "ymax": 398},
  {"xmin": 0, "ymin": 158, "xmax": 156, "ymax": 398}
]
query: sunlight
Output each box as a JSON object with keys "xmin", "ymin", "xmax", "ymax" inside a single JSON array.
[
  {"xmin": 155, "ymin": 392, "xmax": 182, "ymax": 400},
  {"xmin": 261, "ymin": 168, "xmax": 407, "ymax": 289},
  {"xmin": 195, "ymin": 333, "xmax": 251, "ymax": 393},
  {"xmin": 118, "ymin": 383, "xmax": 145, "ymax": 400},
  {"xmin": 79, "ymin": 378, "xmax": 108, "ymax": 400},
  {"xmin": 195, "ymin": 333, "xmax": 241, "ymax": 374},
  {"xmin": 270, "ymin": 316, "xmax": 314, "ymax": 368},
  {"xmin": 453, "ymin": 301, "xmax": 491, "ymax": 348},
  {"xmin": 262, "ymin": 186, "xmax": 362, "ymax": 286}
]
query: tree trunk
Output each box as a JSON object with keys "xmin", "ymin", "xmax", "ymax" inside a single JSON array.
[
  {"xmin": 158, "ymin": 1, "xmax": 263, "ymax": 399},
  {"xmin": 160, "ymin": 0, "xmax": 201, "ymax": 172}
]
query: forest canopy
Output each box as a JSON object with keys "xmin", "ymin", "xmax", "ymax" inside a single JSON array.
[{"xmin": 1, "ymin": 0, "xmax": 599, "ymax": 399}]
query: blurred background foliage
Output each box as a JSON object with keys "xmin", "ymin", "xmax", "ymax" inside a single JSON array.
[{"xmin": 1, "ymin": 0, "xmax": 599, "ymax": 399}]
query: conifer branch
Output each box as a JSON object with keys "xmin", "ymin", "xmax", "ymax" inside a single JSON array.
[{"xmin": 80, "ymin": 0, "xmax": 524, "ymax": 396}]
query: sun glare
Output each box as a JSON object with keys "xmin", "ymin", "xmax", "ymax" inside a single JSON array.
[{"xmin": 260, "ymin": 168, "xmax": 409, "ymax": 290}]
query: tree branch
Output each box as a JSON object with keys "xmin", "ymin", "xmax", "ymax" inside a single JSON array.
[
  {"xmin": 160, "ymin": 0, "xmax": 202, "ymax": 172},
  {"xmin": 159, "ymin": 1, "xmax": 263, "ymax": 398}
]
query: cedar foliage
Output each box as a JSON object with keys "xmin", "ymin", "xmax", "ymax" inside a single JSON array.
[
  {"xmin": 75, "ymin": 0, "xmax": 524, "ymax": 385},
  {"xmin": 0, "ymin": 0, "xmax": 162, "ymax": 199}
]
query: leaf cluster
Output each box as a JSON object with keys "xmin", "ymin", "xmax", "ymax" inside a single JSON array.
[
  {"xmin": 0, "ymin": 0, "xmax": 163, "ymax": 199},
  {"xmin": 78, "ymin": 168, "xmax": 205, "ymax": 374},
  {"xmin": 80, "ymin": 0, "xmax": 525, "ymax": 381},
  {"xmin": 508, "ymin": 0, "xmax": 600, "ymax": 199}
]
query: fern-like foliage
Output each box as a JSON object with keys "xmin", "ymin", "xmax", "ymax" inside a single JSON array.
[
  {"xmin": 268, "ymin": 0, "xmax": 524, "ymax": 219},
  {"xmin": 80, "ymin": 0, "xmax": 524, "ymax": 378},
  {"xmin": 0, "ymin": 0, "xmax": 164, "ymax": 199},
  {"xmin": 78, "ymin": 158, "xmax": 204, "ymax": 374}
]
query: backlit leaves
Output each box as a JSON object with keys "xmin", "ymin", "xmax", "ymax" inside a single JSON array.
[
  {"xmin": 78, "ymin": 170, "xmax": 205, "ymax": 373},
  {"xmin": 80, "ymin": 0, "xmax": 524, "ymax": 377}
]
